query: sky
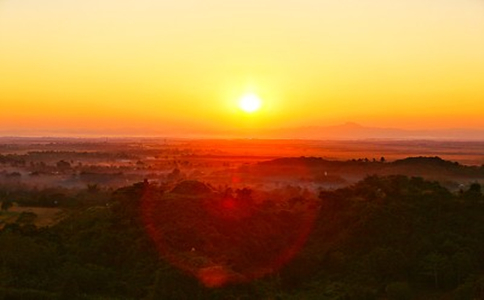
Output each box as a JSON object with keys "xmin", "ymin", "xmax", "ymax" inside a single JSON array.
[{"xmin": 1, "ymin": 0, "xmax": 483, "ymax": 136}]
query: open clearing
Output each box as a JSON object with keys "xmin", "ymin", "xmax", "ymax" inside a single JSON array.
[{"xmin": 0, "ymin": 205, "xmax": 64, "ymax": 228}]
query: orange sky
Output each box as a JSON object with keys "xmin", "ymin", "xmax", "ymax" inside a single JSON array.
[{"xmin": 1, "ymin": 0, "xmax": 483, "ymax": 136}]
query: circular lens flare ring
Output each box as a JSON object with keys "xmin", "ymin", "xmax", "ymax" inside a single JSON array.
[{"xmin": 140, "ymin": 183, "xmax": 318, "ymax": 287}]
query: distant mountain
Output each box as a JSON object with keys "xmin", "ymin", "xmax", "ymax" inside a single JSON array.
[
  {"xmin": 2, "ymin": 122, "xmax": 483, "ymax": 140},
  {"xmin": 256, "ymin": 122, "xmax": 484, "ymax": 140}
]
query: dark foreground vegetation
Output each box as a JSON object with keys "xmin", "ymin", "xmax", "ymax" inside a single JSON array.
[{"xmin": 1, "ymin": 175, "xmax": 484, "ymax": 299}]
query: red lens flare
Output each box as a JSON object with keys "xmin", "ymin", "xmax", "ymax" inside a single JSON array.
[{"xmin": 140, "ymin": 181, "xmax": 317, "ymax": 287}]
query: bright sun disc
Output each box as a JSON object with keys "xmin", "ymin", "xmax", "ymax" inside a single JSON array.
[{"xmin": 239, "ymin": 94, "xmax": 262, "ymax": 113}]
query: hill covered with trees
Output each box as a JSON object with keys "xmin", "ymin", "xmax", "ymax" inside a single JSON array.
[
  {"xmin": 0, "ymin": 175, "xmax": 484, "ymax": 299},
  {"xmin": 251, "ymin": 156, "xmax": 484, "ymax": 189}
]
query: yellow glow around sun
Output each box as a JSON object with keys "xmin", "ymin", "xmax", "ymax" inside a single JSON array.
[{"xmin": 239, "ymin": 94, "xmax": 262, "ymax": 113}]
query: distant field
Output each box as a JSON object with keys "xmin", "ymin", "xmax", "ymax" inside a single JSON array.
[
  {"xmin": 0, "ymin": 205, "xmax": 64, "ymax": 228},
  {"xmin": 1, "ymin": 137, "xmax": 483, "ymax": 164},
  {"xmin": 188, "ymin": 139, "xmax": 484, "ymax": 165}
]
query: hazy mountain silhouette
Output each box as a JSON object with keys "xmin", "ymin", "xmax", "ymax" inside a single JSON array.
[
  {"xmin": 257, "ymin": 122, "xmax": 484, "ymax": 140},
  {"xmin": 1, "ymin": 122, "xmax": 483, "ymax": 140}
]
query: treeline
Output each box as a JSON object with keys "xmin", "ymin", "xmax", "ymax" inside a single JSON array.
[
  {"xmin": 0, "ymin": 184, "xmax": 111, "ymax": 208},
  {"xmin": 0, "ymin": 151, "xmax": 136, "ymax": 168},
  {"xmin": 0, "ymin": 176, "xmax": 483, "ymax": 299}
]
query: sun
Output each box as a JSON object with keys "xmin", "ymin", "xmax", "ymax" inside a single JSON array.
[{"xmin": 238, "ymin": 94, "xmax": 262, "ymax": 113}]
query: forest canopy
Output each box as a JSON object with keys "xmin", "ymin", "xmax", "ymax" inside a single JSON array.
[{"xmin": 0, "ymin": 174, "xmax": 483, "ymax": 299}]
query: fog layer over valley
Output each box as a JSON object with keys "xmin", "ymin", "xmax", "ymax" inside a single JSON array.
[{"xmin": 1, "ymin": 138, "xmax": 483, "ymax": 192}]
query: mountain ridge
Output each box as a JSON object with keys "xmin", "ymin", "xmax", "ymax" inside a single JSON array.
[
  {"xmin": 1, "ymin": 122, "xmax": 484, "ymax": 140},
  {"xmin": 256, "ymin": 122, "xmax": 484, "ymax": 140}
]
